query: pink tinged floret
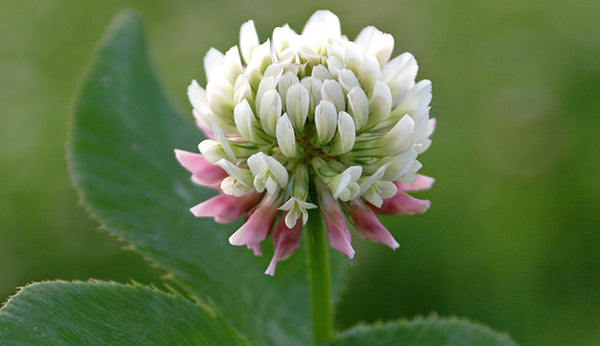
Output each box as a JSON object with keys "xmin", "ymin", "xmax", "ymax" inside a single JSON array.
[
  {"xmin": 345, "ymin": 199, "xmax": 400, "ymax": 249},
  {"xmin": 371, "ymin": 179, "xmax": 432, "ymax": 215},
  {"xmin": 265, "ymin": 217, "xmax": 303, "ymax": 276},
  {"xmin": 174, "ymin": 149, "xmax": 227, "ymax": 189},
  {"xmin": 395, "ymin": 174, "xmax": 435, "ymax": 191},
  {"xmin": 318, "ymin": 182, "xmax": 355, "ymax": 258},
  {"xmin": 229, "ymin": 193, "xmax": 281, "ymax": 250},
  {"xmin": 189, "ymin": 192, "xmax": 261, "ymax": 224}
]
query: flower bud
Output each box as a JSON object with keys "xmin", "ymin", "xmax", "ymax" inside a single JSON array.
[
  {"xmin": 311, "ymin": 64, "xmax": 331, "ymax": 81},
  {"xmin": 321, "ymin": 79, "xmax": 345, "ymax": 113},
  {"xmin": 234, "ymin": 99, "xmax": 257, "ymax": 142},
  {"xmin": 255, "ymin": 76, "xmax": 278, "ymax": 112},
  {"xmin": 347, "ymin": 86, "xmax": 369, "ymax": 130},
  {"xmin": 276, "ymin": 114, "xmax": 296, "ymax": 157},
  {"xmin": 259, "ymin": 89, "xmax": 282, "ymax": 136},
  {"xmin": 286, "ymin": 83, "xmax": 310, "ymax": 129},
  {"xmin": 331, "ymin": 111, "xmax": 356, "ymax": 154},
  {"xmin": 366, "ymin": 80, "xmax": 392, "ymax": 129},
  {"xmin": 233, "ymin": 74, "xmax": 252, "ymax": 105},
  {"xmin": 278, "ymin": 71, "xmax": 300, "ymax": 105},
  {"xmin": 315, "ymin": 100, "xmax": 337, "ymax": 144},
  {"xmin": 301, "ymin": 76, "xmax": 323, "ymax": 117},
  {"xmin": 338, "ymin": 69, "xmax": 360, "ymax": 93}
]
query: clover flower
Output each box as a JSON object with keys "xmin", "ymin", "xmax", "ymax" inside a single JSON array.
[{"xmin": 176, "ymin": 10, "xmax": 435, "ymax": 275}]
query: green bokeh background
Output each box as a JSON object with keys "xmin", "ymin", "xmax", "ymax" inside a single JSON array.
[{"xmin": 1, "ymin": 1, "xmax": 598, "ymax": 345}]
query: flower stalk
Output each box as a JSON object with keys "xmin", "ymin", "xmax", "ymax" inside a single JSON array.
[{"xmin": 305, "ymin": 183, "xmax": 334, "ymax": 345}]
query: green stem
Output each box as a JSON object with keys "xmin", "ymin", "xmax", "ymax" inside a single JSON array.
[{"xmin": 305, "ymin": 185, "xmax": 334, "ymax": 345}]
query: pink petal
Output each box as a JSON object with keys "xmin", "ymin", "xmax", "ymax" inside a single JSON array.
[
  {"xmin": 317, "ymin": 181, "xmax": 355, "ymax": 258},
  {"xmin": 229, "ymin": 194, "xmax": 280, "ymax": 247},
  {"xmin": 345, "ymin": 199, "xmax": 400, "ymax": 249},
  {"xmin": 189, "ymin": 192, "xmax": 261, "ymax": 224},
  {"xmin": 372, "ymin": 190, "xmax": 430, "ymax": 216},
  {"xmin": 395, "ymin": 175, "xmax": 435, "ymax": 192},
  {"xmin": 265, "ymin": 218, "xmax": 302, "ymax": 276},
  {"xmin": 175, "ymin": 149, "xmax": 227, "ymax": 188},
  {"xmin": 247, "ymin": 243, "xmax": 263, "ymax": 257}
]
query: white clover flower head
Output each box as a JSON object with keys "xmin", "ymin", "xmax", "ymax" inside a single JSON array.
[{"xmin": 176, "ymin": 10, "xmax": 435, "ymax": 275}]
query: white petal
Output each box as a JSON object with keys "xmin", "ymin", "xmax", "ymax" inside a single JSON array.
[
  {"xmin": 264, "ymin": 155, "xmax": 289, "ymax": 188},
  {"xmin": 326, "ymin": 56, "xmax": 344, "ymax": 79},
  {"xmin": 187, "ymin": 80, "xmax": 207, "ymax": 110},
  {"xmin": 198, "ymin": 140, "xmax": 226, "ymax": 164},
  {"xmin": 286, "ymin": 83, "xmax": 310, "ymax": 129},
  {"xmin": 278, "ymin": 72, "xmax": 300, "ymax": 106},
  {"xmin": 209, "ymin": 118, "xmax": 236, "ymax": 161},
  {"xmin": 240, "ymin": 20, "xmax": 259, "ymax": 64},
  {"xmin": 204, "ymin": 48, "xmax": 224, "ymax": 83},
  {"xmin": 338, "ymin": 69, "xmax": 360, "ymax": 93},
  {"xmin": 362, "ymin": 188, "xmax": 383, "ymax": 208},
  {"xmin": 233, "ymin": 99, "xmax": 256, "ymax": 141},
  {"xmin": 344, "ymin": 42, "xmax": 363, "ymax": 73},
  {"xmin": 376, "ymin": 181, "xmax": 398, "ymax": 199},
  {"xmin": 359, "ymin": 163, "xmax": 390, "ymax": 196},
  {"xmin": 384, "ymin": 114, "xmax": 415, "ymax": 154},
  {"xmin": 223, "ymin": 46, "xmax": 243, "ymax": 83},
  {"xmin": 264, "ymin": 176, "xmax": 279, "ymax": 195},
  {"xmin": 367, "ymin": 80, "xmax": 392, "ymax": 127},
  {"xmin": 216, "ymin": 159, "xmax": 253, "ymax": 187},
  {"xmin": 359, "ymin": 54, "xmax": 382, "ymax": 95},
  {"xmin": 311, "ymin": 64, "xmax": 332, "ymax": 81},
  {"xmin": 347, "ymin": 87, "xmax": 369, "ymax": 130},
  {"xmin": 273, "ymin": 24, "xmax": 298, "ymax": 57},
  {"xmin": 355, "ymin": 26, "xmax": 394, "ymax": 66},
  {"xmin": 321, "ymin": 80, "xmax": 345, "ymax": 113},
  {"xmin": 259, "ymin": 89, "xmax": 282, "ymax": 136},
  {"xmin": 332, "ymin": 111, "xmax": 356, "ymax": 154},
  {"xmin": 383, "ymin": 52, "xmax": 418, "ymax": 107},
  {"xmin": 245, "ymin": 39, "xmax": 273, "ymax": 88},
  {"xmin": 255, "ymin": 75, "xmax": 278, "ymax": 112},
  {"xmin": 276, "ymin": 114, "xmax": 296, "ymax": 157},
  {"xmin": 233, "ymin": 74, "xmax": 252, "ymax": 105},
  {"xmin": 315, "ymin": 100, "xmax": 338, "ymax": 144},
  {"xmin": 301, "ymin": 76, "xmax": 323, "ymax": 116},
  {"xmin": 247, "ymin": 152, "xmax": 267, "ymax": 177},
  {"xmin": 302, "ymin": 10, "xmax": 341, "ymax": 41}
]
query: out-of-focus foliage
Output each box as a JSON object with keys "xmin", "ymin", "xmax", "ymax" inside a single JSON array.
[{"xmin": 1, "ymin": 1, "xmax": 598, "ymax": 345}]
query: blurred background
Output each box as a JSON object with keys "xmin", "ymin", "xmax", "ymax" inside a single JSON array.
[{"xmin": 1, "ymin": 1, "xmax": 598, "ymax": 345}]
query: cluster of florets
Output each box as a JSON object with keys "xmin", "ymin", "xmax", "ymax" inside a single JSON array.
[{"xmin": 176, "ymin": 10, "xmax": 434, "ymax": 275}]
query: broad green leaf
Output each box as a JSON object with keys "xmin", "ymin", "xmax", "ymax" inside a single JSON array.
[
  {"xmin": 67, "ymin": 10, "xmax": 346, "ymax": 345},
  {"xmin": 330, "ymin": 315, "xmax": 516, "ymax": 345},
  {"xmin": 0, "ymin": 281, "xmax": 248, "ymax": 345}
]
